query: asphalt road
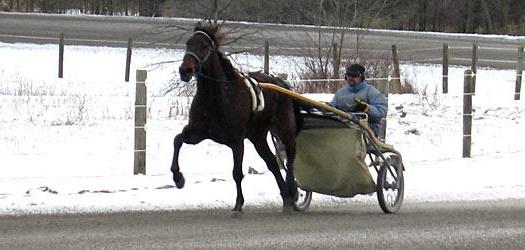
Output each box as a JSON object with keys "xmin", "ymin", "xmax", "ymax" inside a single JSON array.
[
  {"xmin": 1, "ymin": 199, "xmax": 524, "ymax": 249},
  {"xmin": 1, "ymin": 12, "xmax": 525, "ymax": 69}
]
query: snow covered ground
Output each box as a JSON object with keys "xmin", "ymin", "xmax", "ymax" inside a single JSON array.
[{"xmin": 0, "ymin": 42, "xmax": 524, "ymax": 216}]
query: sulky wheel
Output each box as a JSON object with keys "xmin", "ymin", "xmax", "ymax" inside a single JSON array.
[{"xmin": 376, "ymin": 154, "xmax": 404, "ymax": 213}]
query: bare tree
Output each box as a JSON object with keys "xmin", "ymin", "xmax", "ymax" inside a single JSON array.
[{"xmin": 295, "ymin": 0, "xmax": 391, "ymax": 93}]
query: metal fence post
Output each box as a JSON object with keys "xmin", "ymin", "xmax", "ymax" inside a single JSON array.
[
  {"xmin": 463, "ymin": 70, "xmax": 473, "ymax": 158},
  {"xmin": 377, "ymin": 80, "xmax": 389, "ymax": 141},
  {"xmin": 134, "ymin": 70, "xmax": 147, "ymax": 175},
  {"xmin": 264, "ymin": 41, "xmax": 269, "ymax": 74},
  {"xmin": 125, "ymin": 38, "xmax": 133, "ymax": 82},
  {"xmin": 515, "ymin": 46, "xmax": 524, "ymax": 100},
  {"xmin": 442, "ymin": 43, "xmax": 449, "ymax": 94},
  {"xmin": 58, "ymin": 33, "xmax": 64, "ymax": 78},
  {"xmin": 471, "ymin": 43, "xmax": 478, "ymax": 93}
]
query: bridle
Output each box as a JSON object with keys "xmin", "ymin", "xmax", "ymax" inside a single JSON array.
[
  {"xmin": 182, "ymin": 30, "xmax": 237, "ymax": 84},
  {"xmin": 184, "ymin": 31, "xmax": 215, "ymax": 65}
]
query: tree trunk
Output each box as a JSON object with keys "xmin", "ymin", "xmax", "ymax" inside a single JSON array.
[
  {"xmin": 139, "ymin": 0, "xmax": 150, "ymax": 16},
  {"xmin": 432, "ymin": 0, "xmax": 442, "ymax": 31},
  {"xmin": 108, "ymin": 0, "xmax": 114, "ymax": 15},
  {"xmin": 471, "ymin": 0, "xmax": 481, "ymax": 33},
  {"xmin": 479, "ymin": 0, "xmax": 494, "ymax": 33},
  {"xmin": 212, "ymin": 0, "xmax": 218, "ymax": 20},
  {"xmin": 501, "ymin": 0, "xmax": 510, "ymax": 33},
  {"xmin": 418, "ymin": 0, "xmax": 428, "ymax": 30},
  {"xmin": 463, "ymin": 1, "xmax": 471, "ymax": 32},
  {"xmin": 139, "ymin": 0, "xmax": 163, "ymax": 17}
]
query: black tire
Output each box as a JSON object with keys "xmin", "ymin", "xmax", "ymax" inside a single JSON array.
[{"xmin": 377, "ymin": 155, "xmax": 404, "ymax": 213}]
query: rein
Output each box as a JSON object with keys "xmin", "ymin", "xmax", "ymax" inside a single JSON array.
[
  {"xmin": 183, "ymin": 30, "xmax": 265, "ymax": 113},
  {"xmin": 195, "ymin": 70, "xmax": 237, "ymax": 83}
]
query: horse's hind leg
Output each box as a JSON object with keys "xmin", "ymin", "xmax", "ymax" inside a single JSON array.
[
  {"xmin": 229, "ymin": 141, "xmax": 245, "ymax": 214},
  {"xmin": 249, "ymin": 134, "xmax": 294, "ymax": 212},
  {"xmin": 170, "ymin": 126, "xmax": 205, "ymax": 189},
  {"xmin": 281, "ymin": 135, "xmax": 298, "ymax": 207},
  {"xmin": 274, "ymin": 104, "xmax": 299, "ymax": 209}
]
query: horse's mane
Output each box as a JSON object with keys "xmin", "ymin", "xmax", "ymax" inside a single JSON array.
[
  {"xmin": 194, "ymin": 21, "xmax": 238, "ymax": 80},
  {"xmin": 193, "ymin": 20, "xmax": 290, "ymax": 88},
  {"xmin": 193, "ymin": 21, "xmax": 224, "ymax": 47}
]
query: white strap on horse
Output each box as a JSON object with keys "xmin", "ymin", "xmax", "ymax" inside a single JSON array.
[
  {"xmin": 242, "ymin": 75, "xmax": 265, "ymax": 112},
  {"xmin": 194, "ymin": 30, "xmax": 215, "ymax": 47}
]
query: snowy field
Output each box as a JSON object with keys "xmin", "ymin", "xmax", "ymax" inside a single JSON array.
[{"xmin": 0, "ymin": 42, "xmax": 524, "ymax": 215}]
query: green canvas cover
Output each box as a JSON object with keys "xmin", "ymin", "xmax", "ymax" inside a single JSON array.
[{"xmin": 294, "ymin": 120, "xmax": 376, "ymax": 197}]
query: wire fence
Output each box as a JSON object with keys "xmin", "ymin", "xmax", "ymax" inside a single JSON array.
[{"xmin": 1, "ymin": 32, "xmax": 524, "ymax": 174}]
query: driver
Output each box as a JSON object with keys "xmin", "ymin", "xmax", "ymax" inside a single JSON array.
[{"xmin": 329, "ymin": 63, "xmax": 388, "ymax": 137}]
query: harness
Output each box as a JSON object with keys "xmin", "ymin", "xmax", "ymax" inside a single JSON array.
[
  {"xmin": 184, "ymin": 31, "xmax": 265, "ymax": 113},
  {"xmin": 240, "ymin": 73, "xmax": 265, "ymax": 112},
  {"xmin": 184, "ymin": 31, "xmax": 214, "ymax": 64}
]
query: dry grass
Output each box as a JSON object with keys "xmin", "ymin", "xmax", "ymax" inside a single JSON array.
[{"xmin": 294, "ymin": 53, "xmax": 416, "ymax": 95}]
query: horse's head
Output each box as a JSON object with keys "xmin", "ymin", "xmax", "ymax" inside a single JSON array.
[{"xmin": 179, "ymin": 22, "xmax": 218, "ymax": 82}]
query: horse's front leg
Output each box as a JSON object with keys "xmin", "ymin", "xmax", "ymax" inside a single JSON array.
[
  {"xmin": 171, "ymin": 126, "xmax": 205, "ymax": 189},
  {"xmin": 229, "ymin": 141, "xmax": 245, "ymax": 215}
]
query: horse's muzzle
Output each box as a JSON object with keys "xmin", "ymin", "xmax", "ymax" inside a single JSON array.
[{"xmin": 179, "ymin": 67, "xmax": 194, "ymax": 82}]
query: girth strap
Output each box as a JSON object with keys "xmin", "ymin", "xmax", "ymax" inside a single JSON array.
[{"xmin": 242, "ymin": 74, "xmax": 265, "ymax": 112}]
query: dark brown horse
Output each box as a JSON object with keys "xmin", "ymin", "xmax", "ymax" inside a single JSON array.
[{"xmin": 171, "ymin": 21, "xmax": 299, "ymax": 214}]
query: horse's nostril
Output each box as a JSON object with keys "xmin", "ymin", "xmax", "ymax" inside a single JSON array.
[{"xmin": 179, "ymin": 67, "xmax": 194, "ymax": 82}]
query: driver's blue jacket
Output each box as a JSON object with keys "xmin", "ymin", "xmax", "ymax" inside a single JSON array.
[{"xmin": 329, "ymin": 80, "xmax": 388, "ymax": 136}]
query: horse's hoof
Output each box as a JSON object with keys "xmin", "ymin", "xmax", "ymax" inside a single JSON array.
[
  {"xmin": 173, "ymin": 172, "xmax": 185, "ymax": 189},
  {"xmin": 282, "ymin": 205, "xmax": 295, "ymax": 214},
  {"xmin": 230, "ymin": 210, "xmax": 243, "ymax": 218}
]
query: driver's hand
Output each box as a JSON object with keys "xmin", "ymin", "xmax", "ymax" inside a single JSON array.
[{"xmin": 354, "ymin": 98, "xmax": 370, "ymax": 113}]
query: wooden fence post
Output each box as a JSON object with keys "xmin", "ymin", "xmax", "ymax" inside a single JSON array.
[
  {"xmin": 463, "ymin": 69, "xmax": 473, "ymax": 158},
  {"xmin": 125, "ymin": 38, "xmax": 133, "ymax": 82},
  {"xmin": 391, "ymin": 44, "xmax": 401, "ymax": 93},
  {"xmin": 442, "ymin": 43, "xmax": 449, "ymax": 94},
  {"xmin": 471, "ymin": 43, "xmax": 478, "ymax": 93},
  {"xmin": 515, "ymin": 46, "xmax": 524, "ymax": 100},
  {"xmin": 58, "ymin": 33, "xmax": 64, "ymax": 78},
  {"xmin": 134, "ymin": 70, "xmax": 147, "ymax": 175},
  {"xmin": 332, "ymin": 42, "xmax": 341, "ymax": 79},
  {"xmin": 264, "ymin": 41, "xmax": 269, "ymax": 74},
  {"xmin": 377, "ymin": 80, "xmax": 389, "ymax": 141}
]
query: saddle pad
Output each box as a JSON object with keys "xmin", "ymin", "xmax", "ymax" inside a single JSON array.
[{"xmin": 294, "ymin": 127, "xmax": 376, "ymax": 197}]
